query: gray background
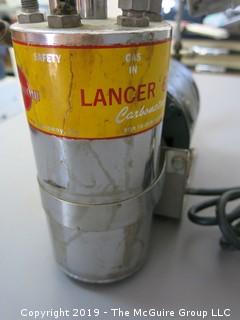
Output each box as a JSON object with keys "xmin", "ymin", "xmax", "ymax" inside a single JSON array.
[{"xmin": 0, "ymin": 73, "xmax": 240, "ymax": 319}]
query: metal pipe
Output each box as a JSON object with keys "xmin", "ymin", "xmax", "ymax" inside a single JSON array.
[
  {"xmin": 174, "ymin": 0, "xmax": 185, "ymax": 60},
  {"xmin": 76, "ymin": 0, "xmax": 107, "ymax": 19}
]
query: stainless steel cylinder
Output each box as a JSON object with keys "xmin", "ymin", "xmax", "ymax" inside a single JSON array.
[{"xmin": 11, "ymin": 19, "xmax": 171, "ymax": 283}]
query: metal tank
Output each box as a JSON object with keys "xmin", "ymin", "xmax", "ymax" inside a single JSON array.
[{"xmin": 11, "ymin": 0, "xmax": 171, "ymax": 283}]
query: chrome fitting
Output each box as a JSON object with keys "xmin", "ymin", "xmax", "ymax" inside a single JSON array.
[
  {"xmin": 146, "ymin": 12, "xmax": 162, "ymax": 21},
  {"xmin": 48, "ymin": 0, "xmax": 81, "ymax": 28},
  {"xmin": 47, "ymin": 14, "xmax": 81, "ymax": 28},
  {"xmin": 119, "ymin": 0, "xmax": 149, "ymax": 11},
  {"xmin": 118, "ymin": 0, "xmax": 150, "ymax": 27},
  {"xmin": 117, "ymin": 11, "xmax": 149, "ymax": 27},
  {"xmin": 148, "ymin": 0, "xmax": 162, "ymax": 12},
  {"xmin": 146, "ymin": 0, "xmax": 162, "ymax": 22},
  {"xmin": 77, "ymin": 0, "xmax": 107, "ymax": 19},
  {"xmin": 17, "ymin": 12, "xmax": 44, "ymax": 23}
]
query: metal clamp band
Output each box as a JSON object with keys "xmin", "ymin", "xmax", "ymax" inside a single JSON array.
[{"xmin": 39, "ymin": 159, "xmax": 166, "ymax": 232}]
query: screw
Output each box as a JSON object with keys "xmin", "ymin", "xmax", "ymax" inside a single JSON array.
[{"xmin": 172, "ymin": 156, "xmax": 186, "ymax": 171}]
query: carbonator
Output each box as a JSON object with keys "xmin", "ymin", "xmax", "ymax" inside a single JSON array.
[{"xmin": 11, "ymin": 0, "xmax": 171, "ymax": 283}]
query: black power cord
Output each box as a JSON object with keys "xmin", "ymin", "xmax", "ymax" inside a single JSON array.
[{"xmin": 186, "ymin": 187, "xmax": 240, "ymax": 250}]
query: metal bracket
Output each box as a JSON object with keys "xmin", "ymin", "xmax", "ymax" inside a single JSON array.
[{"xmin": 154, "ymin": 147, "xmax": 192, "ymax": 219}]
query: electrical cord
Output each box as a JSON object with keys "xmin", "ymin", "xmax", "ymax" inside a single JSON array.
[{"xmin": 186, "ymin": 187, "xmax": 240, "ymax": 250}]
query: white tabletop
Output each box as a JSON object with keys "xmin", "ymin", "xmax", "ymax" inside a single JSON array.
[{"xmin": 1, "ymin": 73, "xmax": 240, "ymax": 320}]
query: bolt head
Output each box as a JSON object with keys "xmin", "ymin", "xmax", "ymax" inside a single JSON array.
[
  {"xmin": 17, "ymin": 12, "xmax": 44, "ymax": 24},
  {"xmin": 148, "ymin": 0, "xmax": 162, "ymax": 13},
  {"xmin": 146, "ymin": 12, "xmax": 162, "ymax": 22},
  {"xmin": 47, "ymin": 14, "xmax": 81, "ymax": 28},
  {"xmin": 172, "ymin": 156, "xmax": 186, "ymax": 172},
  {"xmin": 119, "ymin": 0, "xmax": 149, "ymax": 11},
  {"xmin": 117, "ymin": 14, "xmax": 149, "ymax": 27}
]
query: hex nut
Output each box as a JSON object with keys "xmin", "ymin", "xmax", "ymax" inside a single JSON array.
[
  {"xmin": 47, "ymin": 14, "xmax": 81, "ymax": 28},
  {"xmin": 119, "ymin": 0, "xmax": 149, "ymax": 11},
  {"xmin": 117, "ymin": 14, "xmax": 149, "ymax": 27},
  {"xmin": 148, "ymin": 0, "xmax": 162, "ymax": 13},
  {"xmin": 17, "ymin": 12, "xmax": 44, "ymax": 24},
  {"xmin": 146, "ymin": 12, "xmax": 162, "ymax": 22}
]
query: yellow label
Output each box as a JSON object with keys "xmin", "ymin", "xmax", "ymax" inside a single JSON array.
[{"xmin": 13, "ymin": 40, "xmax": 171, "ymax": 139}]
